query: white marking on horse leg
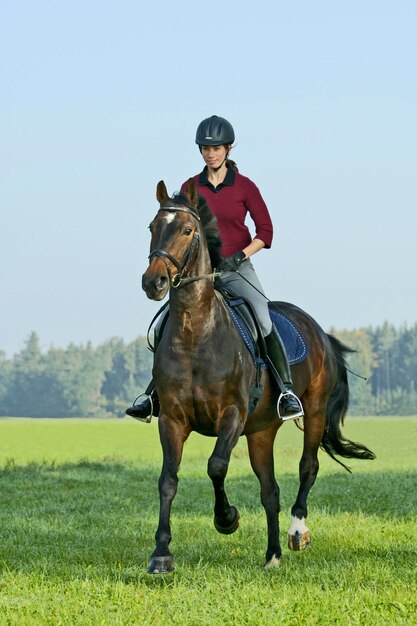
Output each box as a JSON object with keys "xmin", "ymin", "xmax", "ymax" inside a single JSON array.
[
  {"xmin": 288, "ymin": 515, "xmax": 311, "ymax": 550},
  {"xmin": 288, "ymin": 515, "xmax": 310, "ymax": 536},
  {"xmin": 264, "ymin": 555, "xmax": 281, "ymax": 569}
]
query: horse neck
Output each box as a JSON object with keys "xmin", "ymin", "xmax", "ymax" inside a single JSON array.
[{"xmin": 169, "ymin": 243, "xmax": 219, "ymax": 337}]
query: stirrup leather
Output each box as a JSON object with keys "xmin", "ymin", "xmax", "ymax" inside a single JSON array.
[
  {"xmin": 277, "ymin": 391, "xmax": 304, "ymax": 421},
  {"xmin": 131, "ymin": 393, "xmax": 154, "ymax": 423}
]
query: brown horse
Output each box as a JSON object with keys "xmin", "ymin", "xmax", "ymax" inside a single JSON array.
[{"xmin": 141, "ymin": 179, "xmax": 375, "ymax": 574}]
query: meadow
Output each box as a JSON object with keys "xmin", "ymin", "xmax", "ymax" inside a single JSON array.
[{"xmin": 0, "ymin": 416, "xmax": 416, "ymax": 625}]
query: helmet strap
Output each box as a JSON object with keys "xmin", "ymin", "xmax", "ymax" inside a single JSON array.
[
  {"xmin": 212, "ymin": 157, "xmax": 227, "ymax": 172},
  {"xmin": 211, "ymin": 145, "xmax": 230, "ymax": 172}
]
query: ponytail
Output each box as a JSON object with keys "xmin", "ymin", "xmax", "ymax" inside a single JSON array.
[{"xmin": 226, "ymin": 158, "xmax": 238, "ymax": 172}]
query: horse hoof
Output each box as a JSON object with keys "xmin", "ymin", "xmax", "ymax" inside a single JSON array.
[
  {"xmin": 288, "ymin": 530, "xmax": 311, "ymax": 551},
  {"xmin": 264, "ymin": 554, "xmax": 281, "ymax": 569},
  {"xmin": 147, "ymin": 555, "xmax": 175, "ymax": 574},
  {"xmin": 214, "ymin": 506, "xmax": 240, "ymax": 535}
]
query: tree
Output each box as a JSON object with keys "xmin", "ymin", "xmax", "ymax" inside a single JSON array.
[
  {"xmin": 369, "ymin": 322, "xmax": 397, "ymax": 412},
  {"xmin": 4, "ymin": 332, "xmax": 46, "ymax": 417},
  {"xmin": 100, "ymin": 338, "xmax": 134, "ymax": 415},
  {"xmin": 332, "ymin": 328, "xmax": 374, "ymax": 415},
  {"xmin": 0, "ymin": 350, "xmax": 11, "ymax": 413}
]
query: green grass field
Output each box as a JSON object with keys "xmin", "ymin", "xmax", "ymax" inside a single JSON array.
[{"xmin": 0, "ymin": 416, "xmax": 416, "ymax": 625}]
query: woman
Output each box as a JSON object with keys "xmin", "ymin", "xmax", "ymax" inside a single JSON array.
[{"xmin": 126, "ymin": 115, "xmax": 303, "ymax": 421}]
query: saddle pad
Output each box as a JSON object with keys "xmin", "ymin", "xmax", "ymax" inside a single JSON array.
[
  {"xmin": 269, "ymin": 308, "xmax": 308, "ymax": 365},
  {"xmin": 226, "ymin": 302, "xmax": 308, "ymax": 366}
]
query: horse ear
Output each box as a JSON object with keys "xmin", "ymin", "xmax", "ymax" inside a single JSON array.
[
  {"xmin": 183, "ymin": 178, "xmax": 199, "ymax": 209},
  {"xmin": 156, "ymin": 180, "xmax": 170, "ymax": 205}
]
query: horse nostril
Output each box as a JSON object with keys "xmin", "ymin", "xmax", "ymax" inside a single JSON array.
[
  {"xmin": 142, "ymin": 272, "xmax": 168, "ymax": 295},
  {"xmin": 156, "ymin": 275, "xmax": 168, "ymax": 292}
]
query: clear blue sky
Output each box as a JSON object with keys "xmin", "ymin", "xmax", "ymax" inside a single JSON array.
[{"xmin": 1, "ymin": 1, "xmax": 416, "ymax": 357}]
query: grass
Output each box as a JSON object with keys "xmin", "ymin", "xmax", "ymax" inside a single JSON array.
[{"xmin": 0, "ymin": 416, "xmax": 416, "ymax": 625}]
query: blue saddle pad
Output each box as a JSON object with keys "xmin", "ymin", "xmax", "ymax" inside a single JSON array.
[
  {"xmin": 226, "ymin": 302, "xmax": 308, "ymax": 366},
  {"xmin": 269, "ymin": 308, "xmax": 308, "ymax": 365}
]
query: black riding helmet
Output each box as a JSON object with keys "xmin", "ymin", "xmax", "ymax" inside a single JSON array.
[{"xmin": 195, "ymin": 115, "xmax": 235, "ymax": 146}]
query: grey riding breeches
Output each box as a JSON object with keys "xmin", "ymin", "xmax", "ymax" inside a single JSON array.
[{"xmin": 216, "ymin": 260, "xmax": 272, "ymax": 337}]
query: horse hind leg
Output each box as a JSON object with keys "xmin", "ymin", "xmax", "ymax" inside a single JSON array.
[
  {"xmin": 207, "ymin": 407, "xmax": 243, "ymax": 535},
  {"xmin": 288, "ymin": 405, "xmax": 325, "ymax": 551},
  {"xmin": 247, "ymin": 424, "xmax": 281, "ymax": 568}
]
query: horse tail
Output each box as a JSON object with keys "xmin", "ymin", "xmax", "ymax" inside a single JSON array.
[{"xmin": 321, "ymin": 335, "xmax": 376, "ymax": 473}]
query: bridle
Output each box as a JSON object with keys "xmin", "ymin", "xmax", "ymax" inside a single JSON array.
[{"xmin": 148, "ymin": 205, "xmax": 203, "ymax": 289}]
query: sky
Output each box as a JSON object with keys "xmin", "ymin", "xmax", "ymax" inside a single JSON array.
[{"xmin": 1, "ymin": 1, "xmax": 416, "ymax": 357}]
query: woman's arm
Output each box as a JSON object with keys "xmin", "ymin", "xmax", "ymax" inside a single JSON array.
[{"xmin": 242, "ymin": 238, "xmax": 265, "ymax": 259}]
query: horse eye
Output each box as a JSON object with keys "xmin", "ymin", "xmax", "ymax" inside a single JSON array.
[{"xmin": 184, "ymin": 227, "xmax": 193, "ymax": 236}]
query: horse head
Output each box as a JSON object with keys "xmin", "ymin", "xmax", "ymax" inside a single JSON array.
[{"xmin": 142, "ymin": 179, "xmax": 202, "ymax": 301}]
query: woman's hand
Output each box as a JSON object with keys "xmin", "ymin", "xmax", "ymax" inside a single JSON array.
[{"xmin": 219, "ymin": 251, "xmax": 246, "ymax": 271}]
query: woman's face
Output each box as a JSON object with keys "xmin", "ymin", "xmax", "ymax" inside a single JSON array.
[{"xmin": 201, "ymin": 144, "xmax": 229, "ymax": 169}]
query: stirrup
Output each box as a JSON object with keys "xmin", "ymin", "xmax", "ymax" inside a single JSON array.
[
  {"xmin": 130, "ymin": 393, "xmax": 154, "ymax": 423},
  {"xmin": 278, "ymin": 391, "xmax": 304, "ymax": 421}
]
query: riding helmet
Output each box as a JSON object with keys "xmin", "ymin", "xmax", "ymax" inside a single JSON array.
[{"xmin": 195, "ymin": 115, "xmax": 235, "ymax": 146}]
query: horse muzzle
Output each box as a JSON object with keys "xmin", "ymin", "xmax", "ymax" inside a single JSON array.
[{"xmin": 142, "ymin": 266, "xmax": 170, "ymax": 301}]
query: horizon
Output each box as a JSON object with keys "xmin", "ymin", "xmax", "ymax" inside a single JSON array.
[{"xmin": 5, "ymin": 314, "xmax": 416, "ymax": 360}]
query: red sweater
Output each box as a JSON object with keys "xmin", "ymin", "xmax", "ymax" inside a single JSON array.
[{"xmin": 181, "ymin": 165, "xmax": 273, "ymax": 258}]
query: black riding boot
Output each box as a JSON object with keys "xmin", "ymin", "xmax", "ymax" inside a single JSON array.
[
  {"xmin": 264, "ymin": 327, "xmax": 304, "ymax": 420},
  {"xmin": 125, "ymin": 382, "xmax": 160, "ymax": 423}
]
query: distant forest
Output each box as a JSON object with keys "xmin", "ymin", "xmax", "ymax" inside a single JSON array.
[{"xmin": 1, "ymin": 321, "xmax": 416, "ymax": 417}]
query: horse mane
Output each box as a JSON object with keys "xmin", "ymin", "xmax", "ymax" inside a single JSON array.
[{"xmin": 172, "ymin": 190, "xmax": 223, "ymax": 269}]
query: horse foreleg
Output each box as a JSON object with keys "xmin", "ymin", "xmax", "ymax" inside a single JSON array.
[
  {"xmin": 247, "ymin": 424, "xmax": 281, "ymax": 568},
  {"xmin": 147, "ymin": 415, "xmax": 189, "ymax": 574},
  {"xmin": 288, "ymin": 409, "xmax": 324, "ymax": 551},
  {"xmin": 208, "ymin": 407, "xmax": 243, "ymax": 535}
]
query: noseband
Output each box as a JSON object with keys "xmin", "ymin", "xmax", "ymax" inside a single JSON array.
[{"xmin": 148, "ymin": 205, "xmax": 201, "ymax": 288}]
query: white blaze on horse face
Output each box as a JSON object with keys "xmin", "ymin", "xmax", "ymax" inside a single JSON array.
[{"xmin": 161, "ymin": 213, "xmax": 176, "ymax": 224}]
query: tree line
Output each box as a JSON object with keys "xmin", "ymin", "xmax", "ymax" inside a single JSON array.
[
  {"xmin": 334, "ymin": 322, "xmax": 417, "ymax": 415},
  {"xmin": 0, "ymin": 321, "xmax": 416, "ymax": 417},
  {"xmin": 0, "ymin": 333, "xmax": 153, "ymax": 418}
]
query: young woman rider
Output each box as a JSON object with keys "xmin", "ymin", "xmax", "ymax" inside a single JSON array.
[{"xmin": 126, "ymin": 115, "xmax": 303, "ymax": 421}]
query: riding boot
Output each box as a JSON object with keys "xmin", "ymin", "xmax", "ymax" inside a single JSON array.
[
  {"xmin": 125, "ymin": 381, "xmax": 160, "ymax": 423},
  {"xmin": 264, "ymin": 327, "xmax": 304, "ymax": 421}
]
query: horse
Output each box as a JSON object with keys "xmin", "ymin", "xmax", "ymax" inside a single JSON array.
[{"xmin": 141, "ymin": 178, "xmax": 375, "ymax": 574}]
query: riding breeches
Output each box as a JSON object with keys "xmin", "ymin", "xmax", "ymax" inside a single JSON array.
[{"xmin": 216, "ymin": 260, "xmax": 272, "ymax": 337}]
